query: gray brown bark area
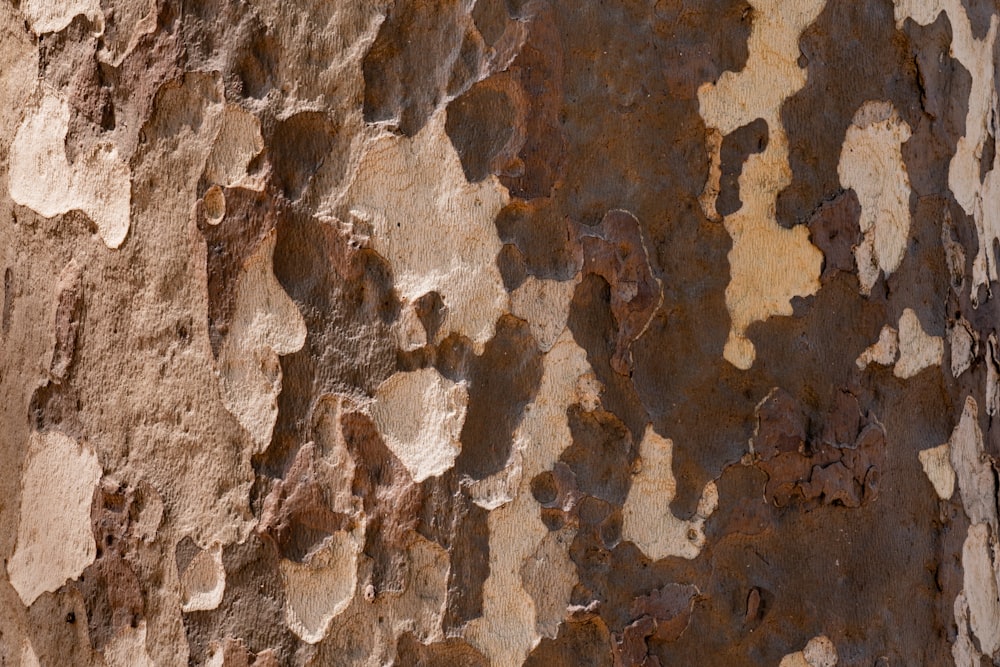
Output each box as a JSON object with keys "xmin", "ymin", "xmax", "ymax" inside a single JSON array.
[{"xmin": 2, "ymin": 0, "xmax": 1000, "ymax": 666}]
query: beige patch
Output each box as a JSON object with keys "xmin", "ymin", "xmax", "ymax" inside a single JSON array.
[
  {"xmin": 622, "ymin": 425, "xmax": 719, "ymax": 561},
  {"xmin": 962, "ymin": 523, "xmax": 1000, "ymax": 656},
  {"xmin": 7, "ymin": 431, "xmax": 102, "ymax": 606},
  {"xmin": 180, "ymin": 543, "xmax": 226, "ymax": 613},
  {"xmin": 949, "ymin": 397, "xmax": 996, "ymax": 529},
  {"xmin": 218, "ymin": 231, "xmax": 307, "ymax": 452},
  {"xmin": 280, "ymin": 528, "xmax": 362, "ymax": 644},
  {"xmin": 950, "ymin": 319, "xmax": 977, "ymax": 378},
  {"xmin": 9, "ymin": 92, "xmax": 132, "ymax": 248},
  {"xmin": 895, "ymin": 308, "xmax": 944, "ymax": 379},
  {"xmin": 856, "ymin": 325, "xmax": 899, "ymax": 370},
  {"xmin": 838, "ymin": 101, "xmax": 913, "ymax": 295},
  {"xmin": 104, "ymin": 621, "xmax": 156, "ymax": 667},
  {"xmin": 21, "ymin": 0, "xmax": 104, "ymax": 35},
  {"xmin": 342, "ymin": 110, "xmax": 509, "ymax": 349},
  {"xmin": 779, "ymin": 635, "xmax": 838, "ymax": 667},
  {"xmin": 918, "ymin": 444, "xmax": 955, "ymax": 500},
  {"xmin": 204, "ymin": 105, "xmax": 265, "ymax": 190},
  {"xmin": 370, "ymin": 367, "xmax": 468, "ymax": 483},
  {"xmin": 697, "ymin": 0, "xmax": 825, "ymax": 369},
  {"xmin": 510, "ymin": 275, "xmax": 582, "ymax": 352}
]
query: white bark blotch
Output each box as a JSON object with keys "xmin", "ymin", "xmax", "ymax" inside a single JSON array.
[
  {"xmin": 856, "ymin": 325, "xmax": 899, "ymax": 370},
  {"xmin": 918, "ymin": 444, "xmax": 956, "ymax": 500},
  {"xmin": 466, "ymin": 331, "xmax": 590, "ymax": 665},
  {"xmin": 779, "ymin": 635, "xmax": 838, "ymax": 667},
  {"xmin": 7, "ymin": 431, "xmax": 102, "ymax": 606},
  {"xmin": 949, "ymin": 397, "xmax": 996, "ymax": 530},
  {"xmin": 343, "ymin": 109, "xmax": 509, "ymax": 349},
  {"xmin": 370, "ymin": 367, "xmax": 468, "ymax": 483},
  {"xmin": 838, "ymin": 101, "xmax": 913, "ymax": 296},
  {"xmin": 894, "ymin": 308, "xmax": 944, "ymax": 379},
  {"xmin": 697, "ymin": 0, "xmax": 825, "ymax": 370},
  {"xmin": 180, "ymin": 544, "xmax": 226, "ymax": 612},
  {"xmin": 622, "ymin": 425, "xmax": 719, "ymax": 561},
  {"xmin": 9, "ymin": 92, "xmax": 132, "ymax": 248}
]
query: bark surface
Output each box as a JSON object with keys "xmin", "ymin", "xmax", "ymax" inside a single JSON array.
[{"xmin": 1, "ymin": 1, "xmax": 999, "ymax": 665}]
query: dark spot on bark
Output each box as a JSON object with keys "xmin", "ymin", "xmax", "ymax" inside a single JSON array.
[
  {"xmin": 414, "ymin": 291, "xmax": 446, "ymax": 343},
  {"xmin": 2, "ymin": 267, "xmax": 12, "ymax": 335},
  {"xmin": 808, "ymin": 189, "xmax": 861, "ymax": 283},
  {"xmin": 268, "ymin": 111, "xmax": 340, "ymax": 201},
  {"xmin": 341, "ymin": 410, "xmax": 422, "ymax": 594},
  {"xmin": 717, "ymin": 118, "xmax": 768, "ymax": 217},
  {"xmin": 497, "ymin": 242, "xmax": 528, "ymax": 291},
  {"xmin": 561, "ymin": 406, "xmax": 634, "ymax": 506},
  {"xmin": 526, "ymin": 608, "xmax": 614, "ymax": 667},
  {"xmin": 454, "ymin": 315, "xmax": 544, "ymax": 480},
  {"xmin": 362, "ymin": 0, "xmax": 482, "ymax": 136},
  {"xmin": 445, "ymin": 74, "xmax": 525, "ymax": 183}
]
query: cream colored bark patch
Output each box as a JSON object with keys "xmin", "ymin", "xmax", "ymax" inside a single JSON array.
[
  {"xmin": 218, "ymin": 231, "xmax": 307, "ymax": 452},
  {"xmin": 280, "ymin": 529, "xmax": 361, "ymax": 644},
  {"xmin": 9, "ymin": 92, "xmax": 131, "ymax": 248},
  {"xmin": 104, "ymin": 622, "xmax": 156, "ymax": 667},
  {"xmin": 466, "ymin": 331, "xmax": 591, "ymax": 665},
  {"xmin": 7, "ymin": 431, "xmax": 102, "ymax": 606},
  {"xmin": 180, "ymin": 544, "xmax": 225, "ymax": 612},
  {"xmin": 951, "ymin": 319, "xmax": 977, "ymax": 378},
  {"xmin": 370, "ymin": 367, "xmax": 468, "ymax": 483},
  {"xmin": 895, "ymin": 309, "xmax": 943, "ymax": 379},
  {"xmin": 962, "ymin": 523, "xmax": 1000, "ymax": 656},
  {"xmin": 919, "ymin": 444, "xmax": 955, "ymax": 500},
  {"xmin": 21, "ymin": 0, "xmax": 103, "ymax": 34},
  {"xmin": 510, "ymin": 276, "xmax": 581, "ymax": 351},
  {"xmin": 622, "ymin": 425, "xmax": 719, "ymax": 561},
  {"xmin": 697, "ymin": 0, "xmax": 825, "ymax": 369},
  {"xmin": 856, "ymin": 325, "xmax": 899, "ymax": 370},
  {"xmin": 343, "ymin": 110, "xmax": 509, "ymax": 348},
  {"xmin": 949, "ymin": 397, "xmax": 996, "ymax": 529},
  {"xmin": 779, "ymin": 635, "xmax": 838, "ymax": 667},
  {"xmin": 838, "ymin": 101, "xmax": 913, "ymax": 295},
  {"xmin": 204, "ymin": 105, "xmax": 265, "ymax": 190}
]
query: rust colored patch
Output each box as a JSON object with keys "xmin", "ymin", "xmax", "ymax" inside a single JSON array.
[
  {"xmin": 751, "ymin": 388, "xmax": 884, "ymax": 509},
  {"xmin": 580, "ymin": 210, "xmax": 662, "ymax": 376}
]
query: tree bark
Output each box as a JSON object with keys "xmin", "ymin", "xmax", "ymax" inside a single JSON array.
[{"xmin": 1, "ymin": 0, "xmax": 998, "ymax": 665}]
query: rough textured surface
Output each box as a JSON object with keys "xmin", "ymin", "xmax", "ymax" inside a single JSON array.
[{"xmin": 3, "ymin": 0, "xmax": 1000, "ymax": 665}]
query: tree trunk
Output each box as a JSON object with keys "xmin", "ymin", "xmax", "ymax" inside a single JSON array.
[{"xmin": 1, "ymin": 0, "xmax": 997, "ymax": 665}]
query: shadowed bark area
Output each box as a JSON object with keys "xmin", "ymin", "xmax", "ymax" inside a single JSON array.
[{"xmin": 1, "ymin": 1, "xmax": 999, "ymax": 666}]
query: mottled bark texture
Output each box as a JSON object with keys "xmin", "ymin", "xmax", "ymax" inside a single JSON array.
[{"xmin": 3, "ymin": 0, "xmax": 1000, "ymax": 665}]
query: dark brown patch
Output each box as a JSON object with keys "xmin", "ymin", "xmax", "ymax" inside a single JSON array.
[
  {"xmin": 778, "ymin": 0, "xmax": 922, "ymax": 228},
  {"xmin": 362, "ymin": 0, "xmax": 483, "ymax": 136},
  {"xmin": 808, "ymin": 189, "xmax": 861, "ymax": 283},
  {"xmin": 445, "ymin": 73, "xmax": 526, "ymax": 183},
  {"xmin": 75, "ymin": 481, "xmax": 145, "ymax": 650},
  {"xmin": 453, "ymin": 314, "xmax": 544, "ymax": 480},
  {"xmin": 268, "ymin": 111, "xmax": 341, "ymax": 201},
  {"xmin": 197, "ymin": 187, "xmax": 276, "ymax": 357},
  {"xmin": 341, "ymin": 409, "xmax": 422, "ymax": 595}
]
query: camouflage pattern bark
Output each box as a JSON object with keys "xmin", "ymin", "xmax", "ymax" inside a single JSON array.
[{"xmin": 1, "ymin": 0, "xmax": 998, "ymax": 665}]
